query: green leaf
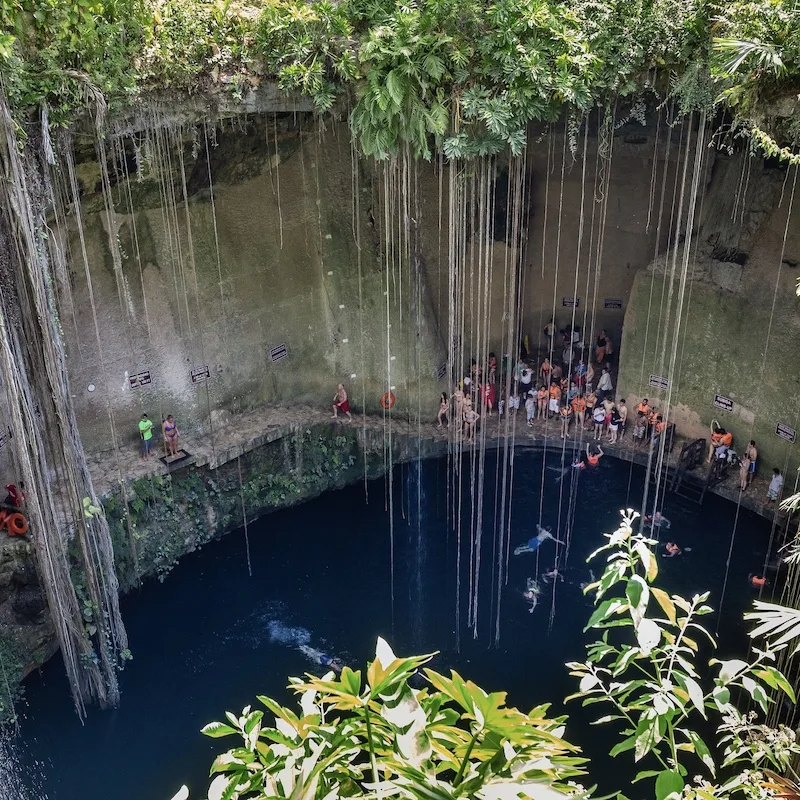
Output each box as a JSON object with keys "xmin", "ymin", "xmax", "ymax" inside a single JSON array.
[
  {"xmin": 650, "ymin": 588, "xmax": 676, "ymax": 625},
  {"xmin": 634, "ymin": 723, "xmax": 657, "ymax": 762},
  {"xmin": 625, "ymin": 576, "xmax": 649, "ymax": 626},
  {"xmin": 754, "ymin": 666, "xmax": 796, "ymax": 703},
  {"xmin": 584, "ymin": 598, "xmax": 626, "ymax": 632},
  {"xmin": 634, "ymin": 541, "xmax": 657, "ymax": 582},
  {"xmin": 741, "ymin": 676, "xmax": 770, "ymax": 713},
  {"xmin": 686, "ymin": 730, "xmax": 715, "ymax": 776},
  {"xmin": 716, "ymin": 659, "xmax": 748, "ymax": 685},
  {"xmin": 609, "ymin": 734, "xmax": 637, "ymax": 757},
  {"xmin": 655, "ymin": 770, "xmax": 684, "ymax": 800},
  {"xmin": 632, "ymin": 770, "xmax": 661, "ymax": 784},
  {"xmin": 712, "ymin": 686, "xmax": 730, "ymax": 711},
  {"xmin": 202, "ymin": 721, "xmax": 238, "ymax": 738},
  {"xmin": 678, "ymin": 675, "xmax": 706, "ymax": 718}
]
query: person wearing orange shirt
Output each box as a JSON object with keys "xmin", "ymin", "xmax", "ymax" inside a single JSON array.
[
  {"xmin": 586, "ymin": 443, "xmax": 604, "ymax": 466},
  {"xmin": 636, "ymin": 398, "xmax": 651, "ymax": 417},
  {"xmin": 548, "ymin": 382, "xmax": 561, "ymax": 417},
  {"xmin": 571, "ymin": 394, "xmax": 587, "ymax": 428},
  {"xmin": 707, "ymin": 419, "xmax": 725, "ymax": 463}
]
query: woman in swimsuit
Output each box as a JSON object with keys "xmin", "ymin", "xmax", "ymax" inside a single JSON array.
[
  {"xmin": 463, "ymin": 405, "xmax": 480, "ymax": 442},
  {"xmin": 436, "ymin": 392, "xmax": 450, "ymax": 428},
  {"xmin": 162, "ymin": 415, "xmax": 179, "ymax": 456}
]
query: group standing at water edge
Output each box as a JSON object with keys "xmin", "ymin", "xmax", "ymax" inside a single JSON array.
[
  {"xmin": 124, "ymin": 318, "xmax": 787, "ymax": 519},
  {"xmin": 428, "ymin": 323, "xmax": 632, "ymax": 446}
]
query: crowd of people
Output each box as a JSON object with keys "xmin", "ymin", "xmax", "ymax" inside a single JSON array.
[{"xmin": 431, "ymin": 324, "xmax": 636, "ymax": 446}]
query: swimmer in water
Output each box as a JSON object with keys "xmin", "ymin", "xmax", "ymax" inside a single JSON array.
[
  {"xmin": 542, "ymin": 566, "xmax": 565, "ymax": 583},
  {"xmin": 644, "ymin": 512, "xmax": 671, "ymax": 530},
  {"xmin": 298, "ymin": 644, "xmax": 345, "ymax": 673},
  {"xmin": 523, "ymin": 578, "xmax": 540, "ymax": 613},
  {"xmin": 664, "ymin": 542, "xmax": 681, "ymax": 558},
  {"xmin": 748, "ymin": 573, "xmax": 769, "ymax": 589},
  {"xmin": 514, "ymin": 525, "xmax": 565, "ymax": 555}
]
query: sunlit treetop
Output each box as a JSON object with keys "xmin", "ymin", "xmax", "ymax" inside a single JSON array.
[{"xmin": 0, "ymin": 0, "xmax": 798, "ymax": 160}]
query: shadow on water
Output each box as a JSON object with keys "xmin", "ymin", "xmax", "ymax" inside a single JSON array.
[{"xmin": 4, "ymin": 451, "xmax": 775, "ymax": 800}]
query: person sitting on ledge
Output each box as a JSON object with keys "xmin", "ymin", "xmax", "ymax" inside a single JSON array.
[
  {"xmin": 162, "ymin": 415, "xmax": 180, "ymax": 457},
  {"xmin": 332, "ymin": 383, "xmax": 352, "ymax": 422},
  {"xmin": 2, "ymin": 482, "xmax": 25, "ymax": 512}
]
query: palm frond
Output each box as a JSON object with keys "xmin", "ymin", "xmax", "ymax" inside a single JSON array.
[{"xmin": 745, "ymin": 601, "xmax": 800, "ymax": 655}]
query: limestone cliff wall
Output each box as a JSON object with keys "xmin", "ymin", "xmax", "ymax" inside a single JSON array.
[
  {"xmin": 60, "ymin": 114, "xmax": 445, "ymax": 455},
  {"xmin": 617, "ymin": 151, "xmax": 800, "ymax": 472}
]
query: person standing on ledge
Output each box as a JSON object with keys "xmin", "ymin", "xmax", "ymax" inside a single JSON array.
[
  {"xmin": 767, "ymin": 468, "xmax": 784, "ymax": 503},
  {"xmin": 745, "ymin": 440, "xmax": 758, "ymax": 486},
  {"xmin": 138, "ymin": 413, "xmax": 154, "ymax": 459},
  {"xmin": 332, "ymin": 384, "xmax": 352, "ymax": 422},
  {"xmin": 162, "ymin": 414, "xmax": 180, "ymax": 457}
]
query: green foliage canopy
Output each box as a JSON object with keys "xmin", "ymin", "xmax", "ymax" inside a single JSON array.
[{"xmin": 0, "ymin": 0, "xmax": 798, "ymax": 155}]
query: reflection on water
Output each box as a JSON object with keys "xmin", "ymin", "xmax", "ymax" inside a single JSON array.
[{"xmin": 2, "ymin": 451, "xmax": 775, "ymax": 800}]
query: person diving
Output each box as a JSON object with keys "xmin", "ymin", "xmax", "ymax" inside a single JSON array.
[{"xmin": 514, "ymin": 525, "xmax": 564, "ymax": 556}]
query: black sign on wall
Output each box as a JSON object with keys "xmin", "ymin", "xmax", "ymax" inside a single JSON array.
[
  {"xmin": 562, "ymin": 297, "xmax": 580, "ymax": 308},
  {"xmin": 648, "ymin": 374, "xmax": 669, "ymax": 391},
  {"xmin": 191, "ymin": 366, "xmax": 210, "ymax": 384},
  {"xmin": 270, "ymin": 344, "xmax": 288, "ymax": 363},
  {"xmin": 437, "ymin": 362, "xmax": 447, "ymax": 380},
  {"xmin": 604, "ymin": 298, "xmax": 623, "ymax": 310},
  {"xmin": 776, "ymin": 422, "xmax": 797, "ymax": 444},
  {"xmin": 129, "ymin": 371, "xmax": 152, "ymax": 389},
  {"xmin": 713, "ymin": 395, "xmax": 734, "ymax": 412}
]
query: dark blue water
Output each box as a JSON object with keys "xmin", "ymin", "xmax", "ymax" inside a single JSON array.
[{"xmin": 3, "ymin": 451, "xmax": 775, "ymax": 800}]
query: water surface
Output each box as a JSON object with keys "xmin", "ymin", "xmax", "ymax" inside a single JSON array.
[{"xmin": 5, "ymin": 451, "xmax": 775, "ymax": 800}]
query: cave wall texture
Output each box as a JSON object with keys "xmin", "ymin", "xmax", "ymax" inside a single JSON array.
[
  {"xmin": 618, "ymin": 150, "xmax": 800, "ymax": 472},
  {"xmin": 14, "ymin": 102, "xmax": 792, "ymax": 475},
  {"xmin": 56, "ymin": 108, "xmax": 698, "ymax": 458}
]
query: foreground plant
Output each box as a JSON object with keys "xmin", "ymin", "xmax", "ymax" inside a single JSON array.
[
  {"xmin": 569, "ymin": 511, "xmax": 800, "ymax": 800},
  {"xmin": 171, "ymin": 638, "xmax": 587, "ymax": 800}
]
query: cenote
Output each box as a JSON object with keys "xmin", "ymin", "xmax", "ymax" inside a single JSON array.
[{"xmin": 5, "ymin": 451, "xmax": 772, "ymax": 800}]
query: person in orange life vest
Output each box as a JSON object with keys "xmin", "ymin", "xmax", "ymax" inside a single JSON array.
[
  {"xmin": 636, "ymin": 398, "xmax": 651, "ymax": 417},
  {"xmin": 707, "ymin": 419, "xmax": 726, "ymax": 463},
  {"xmin": 586, "ymin": 443, "xmax": 603, "ymax": 467},
  {"xmin": 749, "ymin": 573, "xmax": 768, "ymax": 589},
  {"xmin": 548, "ymin": 382, "xmax": 561, "ymax": 417},
  {"xmin": 664, "ymin": 542, "xmax": 681, "ymax": 557},
  {"xmin": 571, "ymin": 394, "xmax": 587, "ymax": 427}
]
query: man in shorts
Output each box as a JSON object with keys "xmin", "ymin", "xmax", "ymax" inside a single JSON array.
[{"xmin": 139, "ymin": 413, "xmax": 154, "ymax": 458}]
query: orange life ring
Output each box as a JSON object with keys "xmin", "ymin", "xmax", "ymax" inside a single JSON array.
[
  {"xmin": 380, "ymin": 392, "xmax": 396, "ymax": 410},
  {"xmin": 6, "ymin": 513, "xmax": 28, "ymax": 536}
]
